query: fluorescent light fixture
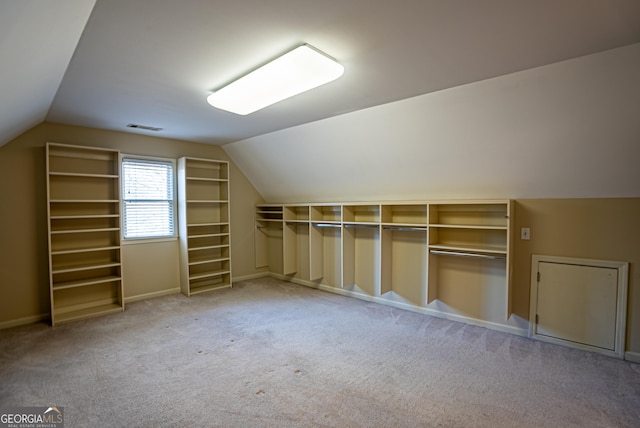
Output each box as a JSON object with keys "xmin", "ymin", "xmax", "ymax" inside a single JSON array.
[{"xmin": 206, "ymin": 44, "xmax": 344, "ymax": 115}]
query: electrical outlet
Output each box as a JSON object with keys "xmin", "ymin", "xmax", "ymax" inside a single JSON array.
[{"xmin": 521, "ymin": 227, "xmax": 530, "ymax": 240}]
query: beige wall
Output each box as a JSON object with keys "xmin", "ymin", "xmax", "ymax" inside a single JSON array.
[
  {"xmin": 0, "ymin": 122, "xmax": 266, "ymax": 326},
  {"xmin": 1, "ymin": 123, "xmax": 638, "ymax": 357},
  {"xmin": 512, "ymin": 199, "xmax": 640, "ymax": 354}
]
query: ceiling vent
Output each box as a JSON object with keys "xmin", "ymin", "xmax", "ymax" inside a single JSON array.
[{"xmin": 126, "ymin": 123, "xmax": 163, "ymax": 132}]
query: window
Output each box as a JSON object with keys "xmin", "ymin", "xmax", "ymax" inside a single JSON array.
[{"xmin": 121, "ymin": 156, "xmax": 176, "ymax": 239}]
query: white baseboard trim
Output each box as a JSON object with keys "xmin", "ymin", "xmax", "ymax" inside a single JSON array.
[
  {"xmin": 125, "ymin": 288, "xmax": 181, "ymax": 303},
  {"xmin": 232, "ymin": 272, "xmax": 270, "ymax": 282},
  {"xmin": 0, "ymin": 313, "xmax": 49, "ymax": 330},
  {"xmin": 270, "ymin": 273, "xmax": 529, "ymax": 338},
  {"xmin": 625, "ymin": 351, "xmax": 640, "ymax": 364}
]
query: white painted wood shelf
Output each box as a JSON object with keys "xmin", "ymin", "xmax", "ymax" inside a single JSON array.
[
  {"xmin": 46, "ymin": 142, "xmax": 124, "ymax": 325},
  {"xmin": 178, "ymin": 157, "xmax": 232, "ymax": 296},
  {"xmin": 255, "ymin": 200, "xmax": 514, "ymax": 329}
]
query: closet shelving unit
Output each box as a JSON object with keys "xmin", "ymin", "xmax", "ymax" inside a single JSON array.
[
  {"xmin": 255, "ymin": 205, "xmax": 284, "ymax": 274},
  {"xmin": 255, "ymin": 199, "xmax": 514, "ymax": 324},
  {"xmin": 46, "ymin": 143, "xmax": 124, "ymax": 325},
  {"xmin": 380, "ymin": 204, "xmax": 429, "ymax": 306},
  {"xmin": 427, "ymin": 201, "xmax": 513, "ymax": 316},
  {"xmin": 309, "ymin": 205, "xmax": 342, "ymax": 288},
  {"xmin": 342, "ymin": 204, "xmax": 381, "ymax": 296},
  {"xmin": 178, "ymin": 157, "xmax": 231, "ymax": 296},
  {"xmin": 283, "ymin": 205, "xmax": 310, "ymax": 277}
]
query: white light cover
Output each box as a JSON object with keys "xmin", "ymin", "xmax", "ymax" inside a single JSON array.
[{"xmin": 207, "ymin": 45, "xmax": 344, "ymax": 115}]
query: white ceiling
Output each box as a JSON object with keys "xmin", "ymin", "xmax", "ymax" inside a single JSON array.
[{"xmin": 1, "ymin": 0, "xmax": 640, "ymax": 147}]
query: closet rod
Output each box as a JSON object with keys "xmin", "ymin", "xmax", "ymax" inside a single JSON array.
[
  {"xmin": 344, "ymin": 223, "xmax": 379, "ymax": 229},
  {"xmin": 312, "ymin": 223, "xmax": 341, "ymax": 228},
  {"xmin": 382, "ymin": 226, "xmax": 427, "ymax": 232},
  {"xmin": 429, "ymin": 250, "xmax": 505, "ymax": 260}
]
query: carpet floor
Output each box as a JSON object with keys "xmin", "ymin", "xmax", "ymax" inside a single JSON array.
[{"xmin": 1, "ymin": 277, "xmax": 639, "ymax": 427}]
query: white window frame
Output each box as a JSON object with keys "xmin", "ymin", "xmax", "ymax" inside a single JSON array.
[{"xmin": 120, "ymin": 154, "xmax": 178, "ymax": 242}]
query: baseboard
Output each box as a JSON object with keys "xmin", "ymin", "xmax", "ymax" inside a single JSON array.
[
  {"xmin": 625, "ymin": 351, "xmax": 640, "ymax": 364},
  {"xmin": 271, "ymin": 273, "xmax": 529, "ymax": 337},
  {"xmin": 0, "ymin": 313, "xmax": 49, "ymax": 330},
  {"xmin": 125, "ymin": 288, "xmax": 181, "ymax": 303},
  {"xmin": 232, "ymin": 272, "xmax": 270, "ymax": 282}
]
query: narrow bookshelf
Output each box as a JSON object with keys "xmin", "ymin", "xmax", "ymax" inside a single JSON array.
[
  {"xmin": 46, "ymin": 143, "xmax": 124, "ymax": 325},
  {"xmin": 178, "ymin": 157, "xmax": 232, "ymax": 296}
]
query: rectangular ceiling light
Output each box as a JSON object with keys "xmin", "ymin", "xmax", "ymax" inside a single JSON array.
[{"xmin": 206, "ymin": 44, "xmax": 344, "ymax": 115}]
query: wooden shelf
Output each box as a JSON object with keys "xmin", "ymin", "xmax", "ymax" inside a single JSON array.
[
  {"xmin": 428, "ymin": 244, "xmax": 507, "ymax": 255},
  {"xmin": 255, "ymin": 199, "xmax": 514, "ymax": 322},
  {"xmin": 47, "ymin": 143, "xmax": 124, "ymax": 325},
  {"xmin": 53, "ymin": 303, "xmax": 123, "ymax": 324},
  {"xmin": 178, "ymin": 157, "xmax": 232, "ymax": 297},
  {"xmin": 52, "ymin": 275, "xmax": 122, "ymax": 290},
  {"xmin": 49, "ymin": 172, "xmax": 118, "ymax": 179}
]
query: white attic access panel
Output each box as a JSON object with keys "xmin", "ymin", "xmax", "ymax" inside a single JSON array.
[{"xmin": 529, "ymin": 255, "xmax": 628, "ymax": 358}]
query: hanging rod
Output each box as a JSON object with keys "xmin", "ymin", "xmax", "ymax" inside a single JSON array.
[
  {"xmin": 429, "ymin": 250, "xmax": 505, "ymax": 260},
  {"xmin": 344, "ymin": 223, "xmax": 379, "ymax": 229},
  {"xmin": 312, "ymin": 223, "xmax": 341, "ymax": 228},
  {"xmin": 382, "ymin": 226, "xmax": 427, "ymax": 232}
]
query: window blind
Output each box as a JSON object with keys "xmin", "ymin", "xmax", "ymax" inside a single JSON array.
[{"xmin": 122, "ymin": 157, "xmax": 176, "ymax": 239}]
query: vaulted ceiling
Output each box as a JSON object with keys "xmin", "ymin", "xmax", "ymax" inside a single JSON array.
[{"xmin": 1, "ymin": 0, "xmax": 640, "ymax": 148}]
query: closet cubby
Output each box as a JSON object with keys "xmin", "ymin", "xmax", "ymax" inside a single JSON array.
[
  {"xmin": 310, "ymin": 205, "xmax": 341, "ymax": 223},
  {"xmin": 380, "ymin": 227, "xmax": 427, "ymax": 306},
  {"xmin": 343, "ymin": 204, "xmax": 380, "ymax": 223},
  {"xmin": 46, "ymin": 143, "xmax": 124, "ymax": 325},
  {"xmin": 343, "ymin": 224, "xmax": 380, "ymax": 296},
  {"xmin": 256, "ymin": 205, "xmax": 284, "ymax": 223},
  {"xmin": 310, "ymin": 222, "xmax": 342, "ymax": 288},
  {"xmin": 381, "ymin": 204, "xmax": 428, "ymax": 225},
  {"xmin": 427, "ymin": 201, "xmax": 513, "ymax": 317},
  {"xmin": 178, "ymin": 157, "xmax": 232, "ymax": 296},
  {"xmin": 284, "ymin": 205, "xmax": 310, "ymax": 222},
  {"xmin": 283, "ymin": 222, "xmax": 310, "ymax": 279}
]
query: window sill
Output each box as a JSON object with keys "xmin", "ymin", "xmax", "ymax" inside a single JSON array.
[{"xmin": 122, "ymin": 236, "xmax": 178, "ymax": 245}]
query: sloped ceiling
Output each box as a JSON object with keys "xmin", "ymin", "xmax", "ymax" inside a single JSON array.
[
  {"xmin": 224, "ymin": 43, "xmax": 640, "ymax": 201},
  {"xmin": 1, "ymin": 0, "xmax": 640, "ymax": 148},
  {"xmin": 0, "ymin": 0, "xmax": 96, "ymax": 146}
]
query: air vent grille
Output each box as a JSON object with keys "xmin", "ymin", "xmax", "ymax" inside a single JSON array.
[{"xmin": 126, "ymin": 123, "xmax": 163, "ymax": 132}]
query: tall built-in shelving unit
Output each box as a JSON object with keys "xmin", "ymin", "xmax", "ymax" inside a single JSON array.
[
  {"xmin": 428, "ymin": 201, "xmax": 513, "ymax": 317},
  {"xmin": 309, "ymin": 205, "xmax": 342, "ymax": 288},
  {"xmin": 46, "ymin": 143, "xmax": 124, "ymax": 325},
  {"xmin": 381, "ymin": 204, "xmax": 428, "ymax": 306},
  {"xmin": 254, "ymin": 200, "xmax": 514, "ymax": 328},
  {"xmin": 178, "ymin": 157, "xmax": 231, "ymax": 296}
]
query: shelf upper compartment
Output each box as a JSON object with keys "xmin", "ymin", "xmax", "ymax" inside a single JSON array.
[
  {"xmin": 429, "ymin": 224, "xmax": 507, "ymax": 230},
  {"xmin": 52, "ymin": 275, "xmax": 122, "ymax": 290},
  {"xmin": 428, "ymin": 243, "xmax": 507, "ymax": 255}
]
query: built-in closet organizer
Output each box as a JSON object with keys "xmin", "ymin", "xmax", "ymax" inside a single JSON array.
[
  {"xmin": 309, "ymin": 205, "xmax": 342, "ymax": 288},
  {"xmin": 255, "ymin": 200, "xmax": 514, "ymax": 331},
  {"xmin": 427, "ymin": 201, "xmax": 513, "ymax": 321},
  {"xmin": 177, "ymin": 157, "xmax": 232, "ymax": 296},
  {"xmin": 46, "ymin": 143, "xmax": 124, "ymax": 325},
  {"xmin": 342, "ymin": 204, "xmax": 381, "ymax": 296},
  {"xmin": 380, "ymin": 204, "xmax": 428, "ymax": 307},
  {"xmin": 283, "ymin": 205, "xmax": 310, "ymax": 280},
  {"xmin": 255, "ymin": 205, "xmax": 284, "ymax": 275}
]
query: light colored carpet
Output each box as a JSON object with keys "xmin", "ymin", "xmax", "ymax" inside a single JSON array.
[{"xmin": 1, "ymin": 277, "xmax": 639, "ymax": 427}]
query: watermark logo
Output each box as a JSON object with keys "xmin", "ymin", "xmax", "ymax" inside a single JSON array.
[{"xmin": 0, "ymin": 406, "xmax": 63, "ymax": 428}]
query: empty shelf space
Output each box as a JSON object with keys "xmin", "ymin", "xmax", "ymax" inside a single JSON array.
[
  {"xmin": 189, "ymin": 270, "xmax": 231, "ymax": 281},
  {"xmin": 53, "ymin": 303, "xmax": 123, "ymax": 324},
  {"xmin": 52, "ymin": 262, "xmax": 121, "ymax": 274},
  {"xmin": 50, "ymin": 227, "xmax": 120, "ymax": 235},
  {"xmin": 52, "ymin": 275, "xmax": 122, "ymax": 290},
  {"xmin": 186, "ymin": 176, "xmax": 228, "ymax": 182},
  {"xmin": 429, "ymin": 243, "xmax": 507, "ymax": 255},
  {"xmin": 429, "ymin": 224, "xmax": 507, "ymax": 230}
]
